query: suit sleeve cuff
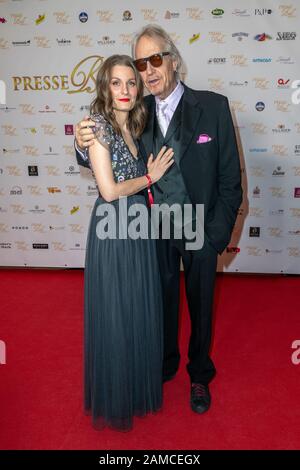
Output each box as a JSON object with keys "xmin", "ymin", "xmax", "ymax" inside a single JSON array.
[{"xmin": 74, "ymin": 140, "xmax": 88, "ymax": 161}]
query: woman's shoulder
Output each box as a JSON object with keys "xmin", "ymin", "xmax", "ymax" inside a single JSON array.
[
  {"xmin": 90, "ymin": 113, "xmax": 114, "ymax": 146},
  {"xmin": 90, "ymin": 113, "xmax": 111, "ymax": 127}
]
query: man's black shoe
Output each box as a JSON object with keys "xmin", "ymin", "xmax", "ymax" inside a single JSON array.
[{"xmin": 190, "ymin": 383, "xmax": 211, "ymax": 414}]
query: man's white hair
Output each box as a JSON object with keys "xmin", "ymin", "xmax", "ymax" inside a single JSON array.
[{"xmin": 132, "ymin": 24, "xmax": 183, "ymax": 79}]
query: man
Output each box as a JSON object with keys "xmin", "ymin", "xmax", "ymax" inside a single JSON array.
[{"xmin": 75, "ymin": 25, "xmax": 242, "ymax": 414}]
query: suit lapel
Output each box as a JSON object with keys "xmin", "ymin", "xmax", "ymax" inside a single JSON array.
[
  {"xmin": 140, "ymin": 97, "xmax": 155, "ymax": 162},
  {"xmin": 164, "ymin": 97, "xmax": 182, "ymax": 143},
  {"xmin": 178, "ymin": 85, "xmax": 203, "ymax": 165},
  {"xmin": 140, "ymin": 85, "xmax": 203, "ymax": 166}
]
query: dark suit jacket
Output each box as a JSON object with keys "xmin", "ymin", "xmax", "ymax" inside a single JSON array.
[
  {"xmin": 75, "ymin": 84, "xmax": 243, "ymax": 254},
  {"xmin": 139, "ymin": 84, "xmax": 242, "ymax": 254}
]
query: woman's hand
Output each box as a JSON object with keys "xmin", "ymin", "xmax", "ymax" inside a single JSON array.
[{"xmin": 147, "ymin": 146, "xmax": 174, "ymax": 183}]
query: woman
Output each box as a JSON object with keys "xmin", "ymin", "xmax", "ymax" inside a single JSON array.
[{"xmin": 84, "ymin": 54, "xmax": 174, "ymax": 431}]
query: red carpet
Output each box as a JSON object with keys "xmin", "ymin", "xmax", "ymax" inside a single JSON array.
[{"xmin": 0, "ymin": 269, "xmax": 299, "ymax": 450}]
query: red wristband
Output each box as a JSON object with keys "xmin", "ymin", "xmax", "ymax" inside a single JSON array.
[
  {"xmin": 145, "ymin": 174, "xmax": 154, "ymax": 207},
  {"xmin": 145, "ymin": 174, "xmax": 152, "ymax": 187}
]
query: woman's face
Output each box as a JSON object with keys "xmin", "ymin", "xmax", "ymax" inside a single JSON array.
[{"xmin": 109, "ymin": 65, "xmax": 138, "ymax": 112}]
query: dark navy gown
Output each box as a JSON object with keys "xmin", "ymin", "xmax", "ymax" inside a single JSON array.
[{"xmin": 84, "ymin": 114, "xmax": 163, "ymax": 431}]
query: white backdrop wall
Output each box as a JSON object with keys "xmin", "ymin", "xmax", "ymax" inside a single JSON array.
[{"xmin": 0, "ymin": 0, "xmax": 299, "ymax": 272}]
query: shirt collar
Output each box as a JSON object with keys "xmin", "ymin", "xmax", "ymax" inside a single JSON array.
[{"xmin": 155, "ymin": 81, "xmax": 184, "ymax": 114}]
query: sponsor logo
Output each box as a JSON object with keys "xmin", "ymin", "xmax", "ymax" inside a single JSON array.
[
  {"xmin": 189, "ymin": 33, "xmax": 200, "ymax": 44},
  {"xmin": 53, "ymin": 12, "xmax": 71, "ymax": 24},
  {"xmin": 97, "ymin": 10, "xmax": 113, "ymax": 23},
  {"xmin": 28, "ymin": 165, "xmax": 38, "ymax": 176},
  {"xmin": 210, "ymin": 32, "xmax": 226, "ymax": 44},
  {"xmin": 230, "ymin": 54, "xmax": 247, "ymax": 66},
  {"xmin": 253, "ymin": 78, "xmax": 269, "ymax": 89},
  {"xmin": 57, "ymin": 38, "xmax": 71, "ymax": 46},
  {"xmin": 64, "ymin": 124, "xmax": 73, "ymax": 135},
  {"xmin": 64, "ymin": 165, "xmax": 80, "ymax": 176},
  {"xmin": 47, "ymin": 187, "xmax": 61, "ymax": 194},
  {"xmin": 274, "ymin": 100, "xmax": 291, "ymax": 112},
  {"xmin": 250, "ymin": 167, "xmax": 265, "ymax": 179},
  {"xmin": 12, "ymin": 226, "xmax": 29, "ymax": 231},
  {"xmin": 46, "ymin": 166, "xmax": 60, "ymax": 176},
  {"xmin": 254, "ymin": 33, "xmax": 272, "ymax": 41},
  {"xmin": 35, "ymin": 14, "xmax": 45, "ymax": 25},
  {"xmin": 79, "ymin": 12, "xmax": 88, "ymax": 23},
  {"xmin": 269, "ymin": 209, "xmax": 284, "ymax": 216},
  {"xmin": 294, "ymin": 188, "xmax": 300, "ymax": 198},
  {"xmin": 165, "ymin": 11, "xmax": 180, "ymax": 19},
  {"xmin": 70, "ymin": 206, "xmax": 80, "ymax": 215},
  {"xmin": 39, "ymin": 105, "xmax": 56, "ymax": 114},
  {"xmin": 232, "ymin": 32, "xmax": 249, "ymax": 41},
  {"xmin": 208, "ymin": 79, "xmax": 225, "ymax": 91},
  {"xmin": 232, "ymin": 9, "xmax": 250, "ymax": 17},
  {"xmin": 272, "ymin": 166, "xmax": 285, "ymax": 176},
  {"xmin": 76, "ymin": 35, "xmax": 93, "ymax": 47},
  {"xmin": 211, "ymin": 8, "xmax": 224, "ymax": 17},
  {"xmin": 230, "ymin": 101, "xmax": 246, "ymax": 112},
  {"xmin": 272, "ymin": 144, "xmax": 288, "ymax": 156},
  {"xmin": 255, "ymin": 101, "xmax": 265, "ymax": 111},
  {"xmin": 141, "ymin": 9, "xmax": 157, "ymax": 21},
  {"xmin": 12, "ymin": 40, "xmax": 30, "ymax": 47},
  {"xmin": 97, "ymin": 36, "xmax": 116, "ymax": 46},
  {"xmin": 0, "ymin": 243, "xmax": 12, "ymax": 249},
  {"xmin": 252, "ymin": 58, "xmax": 272, "ymax": 63},
  {"xmin": 252, "ymin": 186, "xmax": 261, "ymax": 197},
  {"xmin": 251, "ymin": 123, "xmax": 267, "ymax": 134},
  {"xmin": 249, "ymin": 227, "xmax": 260, "ymax": 237},
  {"xmin": 186, "ymin": 8, "xmax": 204, "ymax": 20},
  {"xmin": 279, "ymin": 6, "xmax": 296, "ymax": 17},
  {"xmin": 268, "ymin": 227, "xmax": 283, "ymax": 238},
  {"xmin": 11, "ymin": 13, "xmax": 28, "ymax": 25},
  {"xmin": 276, "ymin": 32, "xmax": 296, "ymax": 40},
  {"xmin": 229, "ymin": 80, "xmax": 248, "ymax": 87},
  {"xmin": 277, "ymin": 78, "xmax": 290, "ymax": 88},
  {"xmin": 122, "ymin": 10, "xmax": 132, "ymax": 21},
  {"xmin": 10, "ymin": 185, "xmax": 22, "ymax": 196},
  {"xmin": 254, "ymin": 9, "xmax": 272, "ymax": 15},
  {"xmin": 34, "ymin": 36, "xmax": 50, "ymax": 48},
  {"xmin": 272, "ymin": 124, "xmax": 291, "ymax": 133},
  {"xmin": 269, "ymin": 187, "xmax": 286, "ymax": 198},
  {"xmin": 249, "ymin": 148, "xmax": 267, "ymax": 153},
  {"xmin": 290, "ymin": 208, "xmax": 300, "ymax": 218},
  {"xmin": 207, "ymin": 57, "xmax": 226, "ymax": 64},
  {"xmin": 276, "ymin": 56, "xmax": 295, "ymax": 65},
  {"xmin": 246, "ymin": 247, "xmax": 262, "ymax": 256},
  {"xmin": 249, "ymin": 207, "xmax": 264, "ymax": 217},
  {"xmin": 29, "ymin": 205, "xmax": 46, "ymax": 214}
]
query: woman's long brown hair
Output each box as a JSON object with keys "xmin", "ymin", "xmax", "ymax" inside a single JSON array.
[{"xmin": 90, "ymin": 54, "xmax": 147, "ymax": 139}]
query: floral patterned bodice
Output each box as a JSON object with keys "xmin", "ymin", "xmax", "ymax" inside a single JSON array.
[{"xmin": 91, "ymin": 113, "xmax": 146, "ymax": 183}]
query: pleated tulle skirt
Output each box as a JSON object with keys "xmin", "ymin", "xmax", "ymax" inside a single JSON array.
[{"xmin": 84, "ymin": 195, "xmax": 163, "ymax": 431}]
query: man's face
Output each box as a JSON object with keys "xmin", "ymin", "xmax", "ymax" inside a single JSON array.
[{"xmin": 135, "ymin": 35, "xmax": 178, "ymax": 100}]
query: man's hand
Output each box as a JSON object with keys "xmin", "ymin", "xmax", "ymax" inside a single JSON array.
[{"xmin": 75, "ymin": 115, "xmax": 96, "ymax": 149}]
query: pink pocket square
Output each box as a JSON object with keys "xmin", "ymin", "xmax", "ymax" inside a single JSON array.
[{"xmin": 197, "ymin": 134, "xmax": 212, "ymax": 144}]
